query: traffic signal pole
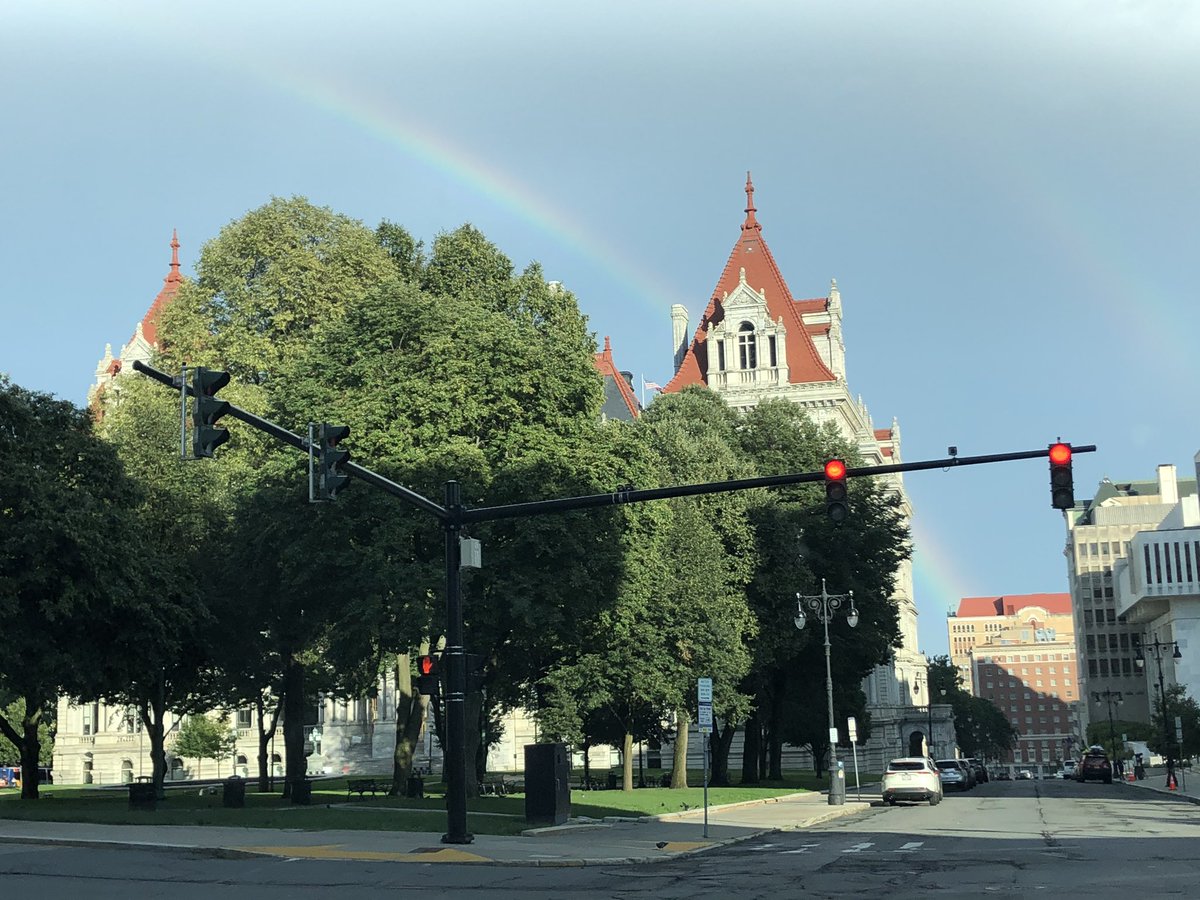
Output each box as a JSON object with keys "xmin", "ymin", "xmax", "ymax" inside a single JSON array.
[{"xmin": 131, "ymin": 359, "xmax": 1096, "ymax": 846}]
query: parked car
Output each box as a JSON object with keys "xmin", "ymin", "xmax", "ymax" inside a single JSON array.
[
  {"xmin": 1016, "ymin": 769, "xmax": 1034, "ymax": 780},
  {"xmin": 882, "ymin": 757, "xmax": 943, "ymax": 806},
  {"xmin": 1062, "ymin": 759, "xmax": 1078, "ymax": 778},
  {"xmin": 964, "ymin": 758, "xmax": 989, "ymax": 783},
  {"xmin": 936, "ymin": 759, "xmax": 975, "ymax": 790},
  {"xmin": 995, "ymin": 769, "xmax": 1012, "ymax": 781},
  {"xmin": 937, "ymin": 763, "xmax": 967, "ymax": 792},
  {"xmin": 1077, "ymin": 747, "xmax": 1113, "ymax": 784}
]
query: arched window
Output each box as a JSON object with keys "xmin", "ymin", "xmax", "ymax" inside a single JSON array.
[
  {"xmin": 738, "ymin": 322, "xmax": 756, "ymax": 369},
  {"xmin": 121, "ymin": 759, "xmax": 134, "ymax": 783}
]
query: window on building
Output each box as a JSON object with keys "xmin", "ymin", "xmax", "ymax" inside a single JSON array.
[
  {"xmin": 717, "ymin": 341, "xmax": 725, "ymax": 371},
  {"xmin": 737, "ymin": 322, "xmax": 757, "ymax": 369},
  {"xmin": 1088, "ymin": 659, "xmax": 1098, "ymax": 677},
  {"xmin": 768, "ymin": 335, "xmax": 777, "ymax": 367},
  {"xmin": 1099, "ymin": 659, "xmax": 1110, "ymax": 676},
  {"xmin": 236, "ymin": 708, "xmax": 252, "ymax": 729}
]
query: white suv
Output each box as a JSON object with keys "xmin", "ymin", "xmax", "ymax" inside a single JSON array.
[{"xmin": 882, "ymin": 757, "xmax": 943, "ymax": 806}]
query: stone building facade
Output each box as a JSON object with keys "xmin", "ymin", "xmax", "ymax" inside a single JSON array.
[{"xmin": 662, "ymin": 174, "xmax": 939, "ymax": 770}]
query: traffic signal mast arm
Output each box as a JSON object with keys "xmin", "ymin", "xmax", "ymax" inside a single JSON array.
[
  {"xmin": 132, "ymin": 360, "xmax": 448, "ymax": 521},
  {"xmin": 463, "ymin": 444, "xmax": 1097, "ymax": 524}
]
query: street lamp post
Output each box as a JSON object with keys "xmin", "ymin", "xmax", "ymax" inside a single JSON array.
[
  {"xmin": 795, "ymin": 579, "xmax": 858, "ymax": 806},
  {"xmin": 1136, "ymin": 635, "xmax": 1183, "ymax": 787},
  {"xmin": 1093, "ymin": 689, "xmax": 1123, "ymax": 768}
]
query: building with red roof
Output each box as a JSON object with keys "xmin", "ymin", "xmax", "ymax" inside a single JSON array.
[
  {"xmin": 948, "ymin": 592, "xmax": 1079, "ymax": 772},
  {"xmin": 663, "ymin": 174, "xmax": 927, "ymax": 768},
  {"xmin": 88, "ymin": 230, "xmax": 184, "ymax": 411}
]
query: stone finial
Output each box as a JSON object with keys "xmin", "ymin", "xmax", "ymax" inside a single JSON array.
[
  {"xmin": 742, "ymin": 171, "xmax": 760, "ymax": 232},
  {"xmin": 739, "ymin": 267, "xmax": 747, "ymax": 285}
]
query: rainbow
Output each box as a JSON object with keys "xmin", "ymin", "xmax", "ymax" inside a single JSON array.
[{"xmin": 226, "ymin": 60, "xmax": 687, "ymax": 316}]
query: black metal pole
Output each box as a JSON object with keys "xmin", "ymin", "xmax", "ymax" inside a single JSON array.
[
  {"xmin": 442, "ymin": 481, "xmax": 472, "ymax": 844},
  {"xmin": 1107, "ymin": 696, "xmax": 1117, "ymax": 764},
  {"xmin": 1158, "ymin": 658, "xmax": 1173, "ymax": 781}
]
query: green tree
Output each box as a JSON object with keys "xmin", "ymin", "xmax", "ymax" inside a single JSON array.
[
  {"xmin": 1148, "ymin": 684, "xmax": 1200, "ymax": 761},
  {"xmin": 926, "ymin": 655, "xmax": 1017, "ymax": 761},
  {"xmin": 173, "ymin": 713, "xmax": 239, "ymax": 777},
  {"xmin": 0, "ymin": 699, "xmax": 54, "ymax": 766},
  {"xmin": 0, "ymin": 377, "xmax": 147, "ymax": 799},
  {"xmin": 155, "ymin": 197, "xmax": 400, "ymax": 795},
  {"xmin": 737, "ymin": 399, "xmax": 910, "ymax": 780}
]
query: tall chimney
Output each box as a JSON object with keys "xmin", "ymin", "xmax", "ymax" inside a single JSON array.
[
  {"xmin": 1157, "ymin": 464, "xmax": 1179, "ymax": 506},
  {"xmin": 671, "ymin": 304, "xmax": 689, "ymax": 373}
]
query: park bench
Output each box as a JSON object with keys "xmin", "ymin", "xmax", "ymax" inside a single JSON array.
[{"xmin": 346, "ymin": 778, "xmax": 392, "ymax": 799}]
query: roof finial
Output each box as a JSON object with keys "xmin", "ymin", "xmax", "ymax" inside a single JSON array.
[
  {"xmin": 742, "ymin": 171, "xmax": 760, "ymax": 232},
  {"xmin": 167, "ymin": 229, "xmax": 182, "ymax": 283},
  {"xmin": 604, "ymin": 335, "xmax": 612, "ymax": 353}
]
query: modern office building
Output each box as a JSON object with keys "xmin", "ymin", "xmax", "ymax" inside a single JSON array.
[
  {"xmin": 1065, "ymin": 464, "xmax": 1198, "ymax": 740},
  {"xmin": 1112, "ymin": 454, "xmax": 1200, "ymax": 737}
]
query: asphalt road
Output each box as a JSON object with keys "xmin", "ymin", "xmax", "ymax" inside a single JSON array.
[{"xmin": 2, "ymin": 778, "xmax": 1198, "ymax": 898}]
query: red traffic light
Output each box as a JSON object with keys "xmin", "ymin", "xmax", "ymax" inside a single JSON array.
[
  {"xmin": 1049, "ymin": 443, "xmax": 1072, "ymax": 465},
  {"xmin": 824, "ymin": 459, "xmax": 847, "ymax": 480},
  {"xmin": 418, "ymin": 655, "xmax": 438, "ymax": 676}
]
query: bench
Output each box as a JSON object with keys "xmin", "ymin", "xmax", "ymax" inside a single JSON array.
[{"xmin": 346, "ymin": 778, "xmax": 392, "ymax": 799}]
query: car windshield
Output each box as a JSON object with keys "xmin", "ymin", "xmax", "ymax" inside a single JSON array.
[
  {"xmin": 888, "ymin": 761, "xmax": 926, "ymax": 771},
  {"xmin": 936, "ymin": 760, "xmax": 961, "ymax": 769}
]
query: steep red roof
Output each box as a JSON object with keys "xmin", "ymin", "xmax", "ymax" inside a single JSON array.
[
  {"xmin": 665, "ymin": 174, "xmax": 836, "ymax": 392},
  {"xmin": 137, "ymin": 229, "xmax": 184, "ymax": 347},
  {"xmin": 957, "ymin": 593, "xmax": 1072, "ymax": 617},
  {"xmin": 594, "ymin": 335, "xmax": 640, "ymax": 419}
]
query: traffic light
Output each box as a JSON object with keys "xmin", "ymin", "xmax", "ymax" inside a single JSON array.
[
  {"xmin": 1049, "ymin": 442, "xmax": 1074, "ymax": 510},
  {"xmin": 415, "ymin": 654, "xmax": 441, "ymax": 697},
  {"xmin": 191, "ymin": 367, "xmax": 231, "ymax": 458},
  {"xmin": 317, "ymin": 423, "xmax": 351, "ymax": 500},
  {"xmin": 824, "ymin": 458, "xmax": 849, "ymax": 524}
]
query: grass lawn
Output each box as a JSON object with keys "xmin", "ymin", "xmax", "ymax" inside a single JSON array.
[{"xmin": 0, "ymin": 770, "xmax": 873, "ymax": 835}]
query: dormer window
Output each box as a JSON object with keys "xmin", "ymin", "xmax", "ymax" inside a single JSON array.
[{"xmin": 738, "ymin": 322, "xmax": 757, "ymax": 369}]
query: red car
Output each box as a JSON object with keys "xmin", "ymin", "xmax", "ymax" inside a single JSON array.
[{"xmin": 1076, "ymin": 748, "xmax": 1113, "ymax": 784}]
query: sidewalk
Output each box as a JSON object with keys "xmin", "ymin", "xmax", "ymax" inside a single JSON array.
[
  {"xmin": 0, "ymin": 790, "xmax": 875, "ymax": 867},
  {"xmin": 1121, "ymin": 768, "xmax": 1200, "ymax": 805}
]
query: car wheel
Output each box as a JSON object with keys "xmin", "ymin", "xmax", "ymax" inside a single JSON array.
[
  {"xmin": 929, "ymin": 792, "xmax": 940, "ymax": 806},
  {"xmin": 1104, "ymin": 775, "xmax": 1112, "ymax": 784}
]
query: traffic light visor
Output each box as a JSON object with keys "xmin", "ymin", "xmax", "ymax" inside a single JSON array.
[
  {"xmin": 1049, "ymin": 443, "xmax": 1072, "ymax": 465},
  {"xmin": 824, "ymin": 459, "xmax": 846, "ymax": 480}
]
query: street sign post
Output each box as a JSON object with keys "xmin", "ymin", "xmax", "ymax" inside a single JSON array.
[
  {"xmin": 698, "ymin": 678, "xmax": 713, "ymax": 837},
  {"xmin": 847, "ymin": 716, "xmax": 861, "ymax": 801}
]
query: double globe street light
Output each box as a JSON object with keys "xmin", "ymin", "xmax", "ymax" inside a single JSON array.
[
  {"xmin": 795, "ymin": 579, "xmax": 858, "ymax": 805},
  {"xmin": 1135, "ymin": 636, "xmax": 1183, "ymax": 785}
]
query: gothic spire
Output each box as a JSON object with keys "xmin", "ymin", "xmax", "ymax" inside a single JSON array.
[{"xmin": 742, "ymin": 171, "xmax": 761, "ymax": 232}]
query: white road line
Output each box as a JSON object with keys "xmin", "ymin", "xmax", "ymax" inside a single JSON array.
[
  {"xmin": 749, "ymin": 843, "xmax": 777, "ymax": 851},
  {"xmin": 894, "ymin": 842, "xmax": 924, "ymax": 853},
  {"xmin": 843, "ymin": 842, "xmax": 875, "ymax": 853},
  {"xmin": 782, "ymin": 844, "xmax": 822, "ymax": 854}
]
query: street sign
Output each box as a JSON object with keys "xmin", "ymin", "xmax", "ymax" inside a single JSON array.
[
  {"xmin": 847, "ymin": 716, "xmax": 858, "ymax": 743},
  {"xmin": 698, "ymin": 705, "xmax": 713, "ymax": 729},
  {"xmin": 829, "ymin": 727, "xmax": 839, "ymax": 746},
  {"xmin": 697, "ymin": 678, "xmax": 713, "ymax": 703},
  {"xmin": 1176, "ymin": 716, "xmax": 1184, "ymax": 743}
]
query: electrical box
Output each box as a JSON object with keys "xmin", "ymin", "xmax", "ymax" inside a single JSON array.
[{"xmin": 460, "ymin": 537, "xmax": 482, "ymax": 569}]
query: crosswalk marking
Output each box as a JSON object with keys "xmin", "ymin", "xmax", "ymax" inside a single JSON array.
[
  {"xmin": 894, "ymin": 842, "xmax": 924, "ymax": 853},
  {"xmin": 843, "ymin": 842, "xmax": 875, "ymax": 853},
  {"xmin": 782, "ymin": 844, "xmax": 822, "ymax": 854}
]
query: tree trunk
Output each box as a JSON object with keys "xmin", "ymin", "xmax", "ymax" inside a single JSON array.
[
  {"xmin": 711, "ymin": 720, "xmax": 736, "ymax": 786},
  {"xmin": 741, "ymin": 711, "xmax": 761, "ymax": 784},
  {"xmin": 768, "ymin": 681, "xmax": 787, "ymax": 782},
  {"xmin": 622, "ymin": 731, "xmax": 634, "ymax": 791},
  {"xmin": 390, "ymin": 651, "xmax": 428, "ymax": 797},
  {"xmin": 255, "ymin": 694, "xmax": 282, "ymax": 793},
  {"xmin": 582, "ymin": 740, "xmax": 591, "ymax": 787},
  {"xmin": 281, "ymin": 656, "xmax": 306, "ymax": 799},
  {"xmin": 671, "ymin": 711, "xmax": 689, "ymax": 788},
  {"xmin": 19, "ymin": 691, "xmax": 43, "ymax": 800},
  {"xmin": 137, "ymin": 688, "xmax": 168, "ymax": 800}
]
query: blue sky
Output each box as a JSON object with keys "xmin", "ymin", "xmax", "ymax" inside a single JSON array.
[{"xmin": 3, "ymin": 2, "xmax": 1199, "ymax": 657}]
